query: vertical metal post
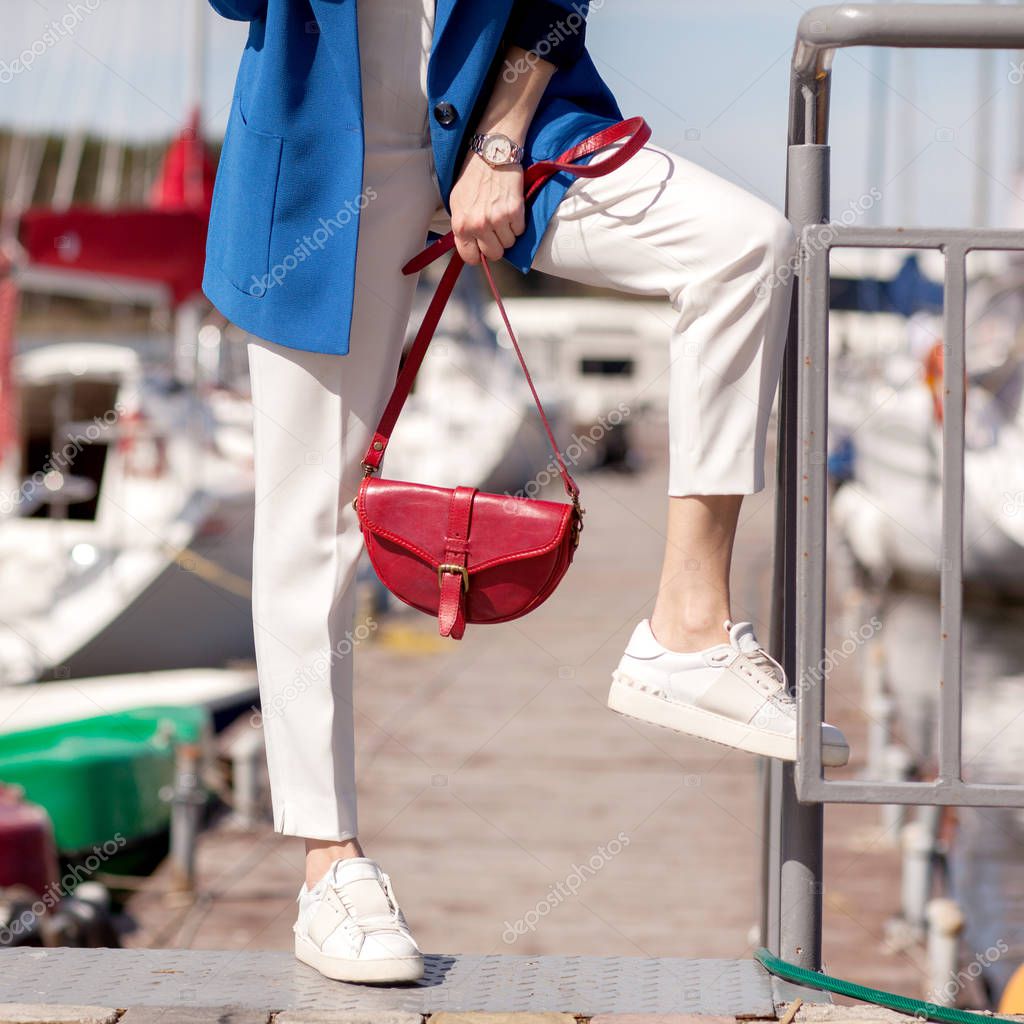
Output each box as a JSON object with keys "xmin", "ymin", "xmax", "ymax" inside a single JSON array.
[
  {"xmin": 765, "ymin": 301, "xmax": 797, "ymax": 957},
  {"xmin": 230, "ymin": 724, "xmax": 268, "ymax": 829},
  {"xmin": 900, "ymin": 818, "xmax": 934, "ymax": 931},
  {"xmin": 758, "ymin": 756, "xmax": 773, "ymax": 948},
  {"xmin": 765, "ymin": 247, "xmax": 799, "ymax": 957},
  {"xmin": 926, "ymin": 898, "xmax": 965, "ymax": 1005},
  {"xmin": 938, "ymin": 244, "xmax": 966, "ymax": 785},
  {"xmin": 169, "ymin": 742, "xmax": 205, "ymax": 891},
  {"xmin": 768, "ymin": 141, "xmax": 830, "ymax": 969}
]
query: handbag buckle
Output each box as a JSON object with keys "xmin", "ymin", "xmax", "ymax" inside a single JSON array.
[
  {"xmin": 571, "ymin": 493, "xmax": 585, "ymax": 547},
  {"xmin": 437, "ymin": 563, "xmax": 470, "ymax": 592}
]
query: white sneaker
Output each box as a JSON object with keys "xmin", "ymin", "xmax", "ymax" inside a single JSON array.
[
  {"xmin": 293, "ymin": 857, "xmax": 424, "ymax": 984},
  {"xmin": 608, "ymin": 619, "xmax": 850, "ymax": 767}
]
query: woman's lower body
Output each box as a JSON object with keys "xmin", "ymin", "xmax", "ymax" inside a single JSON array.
[
  {"xmin": 249, "ymin": 135, "xmax": 800, "ymax": 832},
  {"xmin": 245, "ymin": 0, "xmax": 845, "ymax": 985}
]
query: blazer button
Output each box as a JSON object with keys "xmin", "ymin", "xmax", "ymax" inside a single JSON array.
[{"xmin": 433, "ymin": 101, "xmax": 458, "ymax": 126}]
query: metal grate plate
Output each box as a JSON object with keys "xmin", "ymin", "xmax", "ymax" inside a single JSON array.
[{"xmin": 0, "ymin": 949, "xmax": 775, "ymax": 1015}]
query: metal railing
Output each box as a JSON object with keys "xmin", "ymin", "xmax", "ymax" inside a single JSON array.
[{"xmin": 766, "ymin": 2, "xmax": 1024, "ymax": 973}]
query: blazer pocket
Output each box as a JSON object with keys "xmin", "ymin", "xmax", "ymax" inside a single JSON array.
[{"xmin": 211, "ymin": 95, "xmax": 283, "ymax": 297}]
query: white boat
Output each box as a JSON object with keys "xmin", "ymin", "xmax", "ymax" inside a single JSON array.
[
  {"xmin": 0, "ymin": 666, "xmax": 258, "ymax": 735},
  {"xmin": 483, "ymin": 296, "xmax": 671, "ymax": 431},
  {"xmin": 828, "ymin": 260, "xmax": 1024, "ymax": 598},
  {"xmin": 0, "ymin": 336, "xmax": 254, "ymax": 686}
]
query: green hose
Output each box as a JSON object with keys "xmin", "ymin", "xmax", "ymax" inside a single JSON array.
[{"xmin": 754, "ymin": 947, "xmax": 1018, "ymax": 1024}]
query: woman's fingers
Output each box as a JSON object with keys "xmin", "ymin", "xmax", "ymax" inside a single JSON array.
[
  {"xmin": 494, "ymin": 219, "xmax": 517, "ymax": 249},
  {"xmin": 509, "ymin": 202, "xmax": 526, "ymax": 237},
  {"xmin": 451, "ymin": 197, "xmax": 525, "ymax": 263},
  {"xmin": 454, "ymin": 231, "xmax": 507, "ymax": 265},
  {"xmin": 452, "ymin": 217, "xmax": 504, "ymax": 260},
  {"xmin": 454, "ymin": 232, "xmax": 482, "ymax": 265},
  {"xmin": 474, "ymin": 229, "xmax": 505, "ymax": 261}
]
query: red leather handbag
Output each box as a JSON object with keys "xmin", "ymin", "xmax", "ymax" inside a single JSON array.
[{"xmin": 356, "ymin": 116, "xmax": 651, "ymax": 639}]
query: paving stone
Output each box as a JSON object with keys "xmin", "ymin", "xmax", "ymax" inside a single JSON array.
[
  {"xmin": 120, "ymin": 1007, "xmax": 270, "ymax": 1023},
  {"xmin": 590, "ymin": 1017, "xmax": 739, "ymax": 1024},
  {"xmin": 795, "ymin": 1010, "xmax": 930, "ymax": 1024},
  {"xmin": 429, "ymin": 1015, "xmax": 575, "ymax": 1024},
  {"xmin": 0, "ymin": 1007, "xmax": 119, "ymax": 1024},
  {"xmin": 276, "ymin": 1013, "xmax": 423, "ymax": 1024}
]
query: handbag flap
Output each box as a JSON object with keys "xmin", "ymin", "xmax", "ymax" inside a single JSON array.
[{"xmin": 357, "ymin": 477, "xmax": 573, "ymax": 573}]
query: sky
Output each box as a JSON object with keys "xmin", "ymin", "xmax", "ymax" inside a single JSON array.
[{"xmin": 3, "ymin": 0, "xmax": 1024, "ymax": 231}]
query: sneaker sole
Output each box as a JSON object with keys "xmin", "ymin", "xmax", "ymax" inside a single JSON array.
[
  {"xmin": 295, "ymin": 933, "xmax": 425, "ymax": 984},
  {"xmin": 608, "ymin": 672, "xmax": 849, "ymax": 767}
]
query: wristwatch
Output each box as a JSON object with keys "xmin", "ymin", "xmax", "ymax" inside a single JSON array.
[{"xmin": 469, "ymin": 131, "xmax": 525, "ymax": 168}]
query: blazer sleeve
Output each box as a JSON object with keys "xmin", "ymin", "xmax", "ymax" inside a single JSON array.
[
  {"xmin": 207, "ymin": 0, "xmax": 267, "ymax": 21},
  {"xmin": 506, "ymin": 1, "xmax": 588, "ymax": 68}
]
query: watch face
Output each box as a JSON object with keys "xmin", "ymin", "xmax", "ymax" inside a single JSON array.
[{"xmin": 482, "ymin": 135, "xmax": 513, "ymax": 164}]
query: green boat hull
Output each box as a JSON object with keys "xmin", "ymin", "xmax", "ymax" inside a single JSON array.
[{"xmin": 0, "ymin": 706, "xmax": 209, "ymax": 856}]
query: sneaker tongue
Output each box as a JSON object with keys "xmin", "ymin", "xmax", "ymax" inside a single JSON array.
[
  {"xmin": 328, "ymin": 858, "xmax": 393, "ymax": 917},
  {"xmin": 726, "ymin": 619, "xmax": 762, "ymax": 654},
  {"xmin": 328, "ymin": 857, "xmax": 382, "ymax": 885},
  {"xmin": 725, "ymin": 619, "xmax": 787, "ymax": 690}
]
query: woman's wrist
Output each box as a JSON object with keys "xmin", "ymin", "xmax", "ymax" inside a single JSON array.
[
  {"xmin": 472, "ymin": 46, "xmax": 555, "ymax": 149},
  {"xmin": 475, "ymin": 121, "xmax": 528, "ymax": 150}
]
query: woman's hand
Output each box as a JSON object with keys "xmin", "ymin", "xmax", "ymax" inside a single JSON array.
[
  {"xmin": 448, "ymin": 43, "xmax": 555, "ymax": 265},
  {"xmin": 449, "ymin": 153, "xmax": 527, "ymax": 266}
]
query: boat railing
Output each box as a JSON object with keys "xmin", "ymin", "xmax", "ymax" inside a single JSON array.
[{"xmin": 767, "ymin": 0, "xmax": 1024, "ymax": 975}]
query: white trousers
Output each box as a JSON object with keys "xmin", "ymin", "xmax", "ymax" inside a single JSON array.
[{"xmin": 247, "ymin": 0, "xmax": 798, "ymax": 839}]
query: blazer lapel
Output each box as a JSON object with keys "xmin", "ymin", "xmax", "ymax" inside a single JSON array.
[{"xmin": 431, "ymin": 0, "xmax": 459, "ymax": 58}]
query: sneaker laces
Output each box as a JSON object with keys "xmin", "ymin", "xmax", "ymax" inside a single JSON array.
[
  {"xmin": 725, "ymin": 620, "xmax": 792, "ymax": 703},
  {"xmin": 380, "ymin": 872, "xmax": 412, "ymax": 929}
]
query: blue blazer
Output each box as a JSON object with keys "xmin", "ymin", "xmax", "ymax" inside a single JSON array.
[{"xmin": 202, "ymin": 0, "xmax": 622, "ymax": 355}]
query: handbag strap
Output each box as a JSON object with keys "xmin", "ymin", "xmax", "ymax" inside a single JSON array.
[{"xmin": 360, "ymin": 115, "xmax": 652, "ymax": 500}]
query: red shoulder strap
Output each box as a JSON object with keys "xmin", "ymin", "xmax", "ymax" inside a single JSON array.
[{"xmin": 361, "ymin": 116, "xmax": 652, "ymax": 499}]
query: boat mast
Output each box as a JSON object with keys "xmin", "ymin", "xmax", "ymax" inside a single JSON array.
[
  {"xmin": 185, "ymin": 0, "xmax": 207, "ymax": 209},
  {"xmin": 174, "ymin": 0, "xmax": 208, "ymax": 388},
  {"xmin": 1015, "ymin": 0, "xmax": 1024, "ymax": 212},
  {"xmin": 897, "ymin": 52, "xmax": 915, "ymax": 225},
  {"xmin": 865, "ymin": 11, "xmax": 889, "ymax": 227},
  {"xmin": 972, "ymin": 48, "xmax": 994, "ymax": 228}
]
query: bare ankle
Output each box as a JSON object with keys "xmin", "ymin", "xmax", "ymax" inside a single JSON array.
[
  {"xmin": 305, "ymin": 837, "xmax": 364, "ymax": 888},
  {"xmin": 649, "ymin": 609, "xmax": 729, "ymax": 654}
]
